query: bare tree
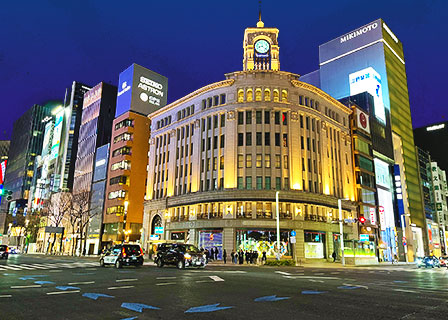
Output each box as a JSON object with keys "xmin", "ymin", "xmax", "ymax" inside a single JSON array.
[
  {"xmin": 42, "ymin": 192, "xmax": 72, "ymax": 254},
  {"xmin": 71, "ymin": 190, "xmax": 91, "ymax": 256}
]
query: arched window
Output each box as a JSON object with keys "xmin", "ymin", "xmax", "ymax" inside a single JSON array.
[
  {"xmin": 255, "ymin": 88, "xmax": 262, "ymax": 101},
  {"xmin": 281, "ymin": 90, "xmax": 288, "ymax": 102},
  {"xmin": 264, "ymin": 88, "xmax": 271, "ymax": 101},
  {"xmin": 238, "ymin": 89, "xmax": 244, "ymax": 102},
  {"xmin": 273, "ymin": 89, "xmax": 279, "ymax": 102},
  {"xmin": 246, "ymin": 89, "xmax": 253, "ymax": 102},
  {"xmin": 151, "ymin": 214, "xmax": 162, "ymax": 235}
]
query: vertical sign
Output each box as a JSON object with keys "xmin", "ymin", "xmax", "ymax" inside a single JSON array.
[
  {"xmin": 369, "ymin": 207, "xmax": 376, "ymax": 225},
  {"xmin": 379, "ymin": 206, "xmax": 386, "ymax": 231}
]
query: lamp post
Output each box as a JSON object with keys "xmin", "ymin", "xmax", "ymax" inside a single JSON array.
[
  {"xmin": 122, "ymin": 201, "xmax": 129, "ymax": 243},
  {"xmin": 276, "ymin": 191, "xmax": 280, "ymax": 261},
  {"xmin": 338, "ymin": 198, "xmax": 350, "ymax": 266}
]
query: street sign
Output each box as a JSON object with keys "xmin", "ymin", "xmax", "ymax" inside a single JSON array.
[
  {"xmin": 155, "ymin": 226, "xmax": 164, "ymax": 234},
  {"xmin": 290, "ymin": 236, "xmax": 296, "ymax": 244},
  {"xmin": 291, "ymin": 230, "xmax": 296, "ymax": 237},
  {"xmin": 149, "ymin": 234, "xmax": 160, "ymax": 240},
  {"xmin": 359, "ymin": 234, "xmax": 369, "ymax": 242}
]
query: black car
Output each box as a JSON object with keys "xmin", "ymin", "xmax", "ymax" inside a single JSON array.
[
  {"xmin": 0, "ymin": 245, "xmax": 8, "ymax": 259},
  {"xmin": 156, "ymin": 243, "xmax": 206, "ymax": 269},
  {"xmin": 100, "ymin": 244, "xmax": 144, "ymax": 268}
]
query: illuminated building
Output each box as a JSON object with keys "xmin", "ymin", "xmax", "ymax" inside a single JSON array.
[
  {"xmin": 142, "ymin": 18, "xmax": 371, "ymax": 264},
  {"xmin": 0, "ymin": 104, "xmax": 53, "ymax": 235},
  {"xmin": 103, "ymin": 64, "xmax": 167, "ymax": 246},
  {"xmin": 414, "ymin": 121, "xmax": 448, "ymax": 174},
  {"xmin": 302, "ymin": 19, "xmax": 424, "ymax": 261}
]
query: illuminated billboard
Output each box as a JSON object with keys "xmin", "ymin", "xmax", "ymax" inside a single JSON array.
[
  {"xmin": 42, "ymin": 121, "xmax": 53, "ymax": 158},
  {"xmin": 116, "ymin": 63, "xmax": 168, "ymax": 117},
  {"xmin": 374, "ymin": 158, "xmax": 391, "ymax": 189},
  {"xmin": 51, "ymin": 109, "xmax": 64, "ymax": 160},
  {"xmin": 349, "ymin": 67, "xmax": 385, "ymax": 124}
]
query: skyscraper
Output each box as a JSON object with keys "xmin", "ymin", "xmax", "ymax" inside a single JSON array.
[{"xmin": 302, "ymin": 19, "xmax": 425, "ymax": 261}]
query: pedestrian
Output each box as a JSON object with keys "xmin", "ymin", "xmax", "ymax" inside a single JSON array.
[
  {"xmin": 205, "ymin": 248, "xmax": 210, "ymax": 263},
  {"xmin": 245, "ymin": 250, "xmax": 250, "ymax": 264},
  {"xmin": 223, "ymin": 249, "xmax": 227, "ymax": 264},
  {"xmin": 215, "ymin": 247, "xmax": 219, "ymax": 260},
  {"xmin": 262, "ymin": 251, "xmax": 267, "ymax": 264},
  {"xmin": 332, "ymin": 251, "xmax": 337, "ymax": 262},
  {"xmin": 210, "ymin": 248, "xmax": 214, "ymax": 261},
  {"xmin": 255, "ymin": 251, "xmax": 259, "ymax": 264},
  {"xmin": 230, "ymin": 251, "xmax": 235, "ymax": 264},
  {"xmin": 239, "ymin": 250, "xmax": 244, "ymax": 264}
]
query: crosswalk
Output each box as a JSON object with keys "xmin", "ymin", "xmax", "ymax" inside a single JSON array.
[{"xmin": 0, "ymin": 261, "xmax": 98, "ymax": 271}]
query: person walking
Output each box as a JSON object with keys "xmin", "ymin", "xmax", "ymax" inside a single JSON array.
[
  {"xmin": 332, "ymin": 251, "xmax": 337, "ymax": 262},
  {"xmin": 239, "ymin": 250, "xmax": 244, "ymax": 264},
  {"xmin": 215, "ymin": 247, "xmax": 219, "ymax": 260},
  {"xmin": 262, "ymin": 251, "xmax": 267, "ymax": 264},
  {"xmin": 230, "ymin": 251, "xmax": 235, "ymax": 264},
  {"xmin": 223, "ymin": 249, "xmax": 227, "ymax": 264}
]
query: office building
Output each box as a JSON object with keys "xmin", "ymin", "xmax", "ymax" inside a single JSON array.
[{"xmin": 414, "ymin": 121, "xmax": 448, "ymax": 172}]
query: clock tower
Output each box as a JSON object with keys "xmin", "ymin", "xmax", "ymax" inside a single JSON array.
[{"xmin": 243, "ymin": 14, "xmax": 280, "ymax": 71}]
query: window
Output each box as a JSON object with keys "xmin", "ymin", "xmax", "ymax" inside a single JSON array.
[
  {"xmin": 282, "ymin": 134, "xmax": 288, "ymax": 147},
  {"xmin": 108, "ymin": 190, "xmax": 127, "ymax": 200},
  {"xmin": 275, "ymin": 133, "xmax": 280, "ymax": 147},
  {"xmin": 238, "ymin": 112, "xmax": 244, "ymax": 125},
  {"xmin": 238, "ymin": 155, "xmax": 244, "ymax": 168},
  {"xmin": 273, "ymin": 90, "xmax": 279, "ymax": 102},
  {"xmin": 246, "ymin": 155, "xmax": 252, "ymax": 168},
  {"xmin": 255, "ymin": 89, "xmax": 262, "ymax": 101},
  {"xmin": 282, "ymin": 112, "xmax": 287, "ymax": 125},
  {"xmin": 275, "ymin": 177, "xmax": 281, "ymax": 190},
  {"xmin": 220, "ymin": 135, "xmax": 225, "ymax": 148},
  {"xmin": 214, "ymin": 95, "xmax": 219, "ymax": 106},
  {"xmin": 301, "ymin": 136, "xmax": 304, "ymax": 149},
  {"xmin": 307, "ymin": 137, "xmax": 310, "ymax": 150},
  {"xmin": 247, "ymin": 89, "xmax": 253, "ymax": 102},
  {"xmin": 111, "ymin": 160, "xmax": 131, "ymax": 171},
  {"xmin": 256, "ymin": 176, "xmax": 263, "ymax": 190},
  {"xmin": 246, "ymin": 177, "xmax": 252, "ymax": 189},
  {"xmin": 114, "ymin": 132, "xmax": 132, "ymax": 143},
  {"xmin": 207, "ymin": 137, "xmax": 211, "ymax": 150},
  {"xmin": 264, "ymin": 132, "xmax": 270, "ymax": 146},
  {"xmin": 213, "ymin": 115, "xmax": 218, "ymax": 128},
  {"xmin": 220, "ymin": 114, "xmax": 225, "ymax": 127},
  {"xmin": 238, "ymin": 177, "xmax": 244, "ymax": 189},
  {"xmin": 207, "ymin": 117, "xmax": 211, "ymax": 130},
  {"xmin": 238, "ymin": 90, "xmax": 244, "ymax": 102},
  {"xmin": 213, "ymin": 136, "xmax": 218, "ymax": 149},
  {"xmin": 246, "ymin": 132, "xmax": 252, "ymax": 146},
  {"xmin": 256, "ymin": 132, "xmax": 262, "ymax": 146},
  {"xmin": 112, "ymin": 146, "xmax": 131, "ymax": 157},
  {"xmin": 213, "ymin": 157, "xmax": 217, "ymax": 170},
  {"xmin": 106, "ymin": 205, "xmax": 124, "ymax": 215},
  {"xmin": 264, "ymin": 111, "xmax": 270, "ymax": 124},
  {"xmin": 265, "ymin": 177, "xmax": 271, "ymax": 189},
  {"xmin": 265, "ymin": 154, "xmax": 271, "ymax": 168},
  {"xmin": 300, "ymin": 115, "xmax": 303, "ymax": 128},
  {"xmin": 275, "ymin": 155, "xmax": 281, "ymax": 168},
  {"xmin": 256, "ymin": 154, "xmax": 262, "ymax": 168},
  {"xmin": 281, "ymin": 90, "xmax": 288, "ymax": 102},
  {"xmin": 110, "ymin": 175, "xmax": 128, "ymax": 186},
  {"xmin": 299, "ymin": 95, "xmax": 303, "ymax": 105},
  {"xmin": 207, "ymin": 97, "xmax": 212, "ymax": 108},
  {"xmin": 256, "ymin": 111, "xmax": 262, "ymax": 124},
  {"xmin": 115, "ymin": 119, "xmax": 133, "ymax": 130},
  {"xmin": 220, "ymin": 156, "xmax": 224, "ymax": 170},
  {"xmin": 246, "ymin": 111, "xmax": 252, "ymax": 124},
  {"xmin": 284, "ymin": 155, "xmax": 288, "ymax": 169},
  {"xmin": 274, "ymin": 112, "xmax": 280, "ymax": 124},
  {"xmin": 284, "ymin": 178, "xmax": 289, "ymax": 190},
  {"xmin": 220, "ymin": 94, "xmax": 226, "ymax": 105},
  {"xmin": 238, "ymin": 133, "xmax": 244, "ymax": 146}
]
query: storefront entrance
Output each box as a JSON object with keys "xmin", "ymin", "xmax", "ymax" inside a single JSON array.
[
  {"xmin": 236, "ymin": 229, "xmax": 292, "ymax": 258},
  {"xmin": 304, "ymin": 231, "xmax": 326, "ymax": 259},
  {"xmin": 198, "ymin": 230, "xmax": 223, "ymax": 260}
]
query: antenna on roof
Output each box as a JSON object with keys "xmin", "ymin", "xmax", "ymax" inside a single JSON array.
[{"xmin": 259, "ymin": 0, "xmax": 262, "ymax": 22}]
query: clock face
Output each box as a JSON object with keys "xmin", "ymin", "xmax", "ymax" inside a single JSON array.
[{"xmin": 255, "ymin": 40, "xmax": 270, "ymax": 54}]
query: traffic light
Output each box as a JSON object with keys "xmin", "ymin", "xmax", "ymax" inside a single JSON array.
[
  {"xmin": 1, "ymin": 189, "xmax": 13, "ymax": 201},
  {"xmin": 358, "ymin": 216, "xmax": 367, "ymax": 224}
]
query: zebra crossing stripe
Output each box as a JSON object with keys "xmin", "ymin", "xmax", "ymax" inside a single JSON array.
[{"xmin": 0, "ymin": 266, "xmax": 22, "ymax": 271}]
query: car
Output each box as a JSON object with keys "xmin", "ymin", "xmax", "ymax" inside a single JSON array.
[
  {"xmin": 100, "ymin": 244, "xmax": 144, "ymax": 269},
  {"xmin": 156, "ymin": 243, "xmax": 206, "ymax": 269},
  {"xmin": 439, "ymin": 256, "xmax": 448, "ymax": 267},
  {"xmin": 417, "ymin": 256, "xmax": 441, "ymax": 268},
  {"xmin": 0, "ymin": 245, "xmax": 8, "ymax": 259}
]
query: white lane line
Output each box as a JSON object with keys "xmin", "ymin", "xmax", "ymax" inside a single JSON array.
[
  {"xmin": 108, "ymin": 285, "xmax": 134, "ymax": 290},
  {"xmin": 11, "ymin": 285, "xmax": 42, "ymax": 289},
  {"xmin": 10, "ymin": 265, "xmax": 35, "ymax": 270},
  {"xmin": 209, "ymin": 275, "xmax": 225, "ymax": 282},
  {"xmin": 116, "ymin": 278, "xmax": 138, "ymax": 282},
  {"xmin": 275, "ymin": 271, "xmax": 292, "ymax": 276},
  {"xmin": 68, "ymin": 281, "xmax": 95, "ymax": 285},
  {"xmin": 0, "ymin": 295, "xmax": 12, "ymax": 298},
  {"xmin": 393, "ymin": 288, "xmax": 418, "ymax": 293},
  {"xmin": 156, "ymin": 276, "xmax": 177, "ymax": 280},
  {"xmin": 309, "ymin": 279, "xmax": 324, "ymax": 283},
  {"xmin": 342, "ymin": 283, "xmax": 369, "ymax": 289},
  {"xmin": 47, "ymin": 290, "xmax": 80, "ymax": 295},
  {"xmin": 284, "ymin": 275, "xmax": 339, "ymax": 280},
  {"xmin": 49, "ymin": 270, "xmax": 62, "ymax": 273},
  {"xmin": 156, "ymin": 282, "xmax": 176, "ymax": 286}
]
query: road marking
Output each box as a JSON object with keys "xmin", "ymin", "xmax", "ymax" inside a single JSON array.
[
  {"xmin": 47, "ymin": 290, "xmax": 80, "ymax": 295},
  {"xmin": 275, "ymin": 271, "xmax": 292, "ymax": 276},
  {"xmin": 116, "ymin": 278, "xmax": 138, "ymax": 282},
  {"xmin": 156, "ymin": 282, "xmax": 176, "ymax": 286},
  {"xmin": 108, "ymin": 285, "xmax": 135, "ymax": 290},
  {"xmin": 156, "ymin": 276, "xmax": 177, "ymax": 280},
  {"xmin": 68, "ymin": 281, "xmax": 95, "ymax": 285},
  {"xmin": 309, "ymin": 279, "xmax": 324, "ymax": 283},
  {"xmin": 27, "ymin": 264, "xmax": 49, "ymax": 269},
  {"xmin": 1, "ymin": 266, "xmax": 21, "ymax": 270},
  {"xmin": 284, "ymin": 275, "xmax": 339, "ymax": 280},
  {"xmin": 393, "ymin": 288, "xmax": 418, "ymax": 294},
  {"xmin": 11, "ymin": 285, "xmax": 42, "ymax": 289},
  {"xmin": 10, "ymin": 265, "xmax": 35, "ymax": 270},
  {"xmin": 196, "ymin": 280, "xmax": 214, "ymax": 283},
  {"xmin": 85, "ymin": 268, "xmax": 97, "ymax": 271},
  {"xmin": 209, "ymin": 275, "xmax": 225, "ymax": 282},
  {"xmin": 0, "ymin": 295, "xmax": 12, "ymax": 298},
  {"xmin": 49, "ymin": 270, "xmax": 62, "ymax": 273},
  {"xmin": 342, "ymin": 283, "xmax": 368, "ymax": 289}
]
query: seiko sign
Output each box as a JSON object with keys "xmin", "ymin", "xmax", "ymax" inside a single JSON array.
[
  {"xmin": 355, "ymin": 108, "xmax": 370, "ymax": 134},
  {"xmin": 340, "ymin": 22, "xmax": 378, "ymax": 43}
]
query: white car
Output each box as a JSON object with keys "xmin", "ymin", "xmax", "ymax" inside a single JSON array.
[{"xmin": 100, "ymin": 244, "xmax": 144, "ymax": 269}]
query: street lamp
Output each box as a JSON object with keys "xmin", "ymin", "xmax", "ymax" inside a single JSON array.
[
  {"xmin": 338, "ymin": 198, "xmax": 350, "ymax": 266},
  {"xmin": 122, "ymin": 201, "xmax": 129, "ymax": 243},
  {"xmin": 276, "ymin": 191, "xmax": 280, "ymax": 261}
]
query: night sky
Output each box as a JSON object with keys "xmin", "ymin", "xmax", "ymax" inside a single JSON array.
[{"xmin": 1, "ymin": 0, "xmax": 446, "ymax": 140}]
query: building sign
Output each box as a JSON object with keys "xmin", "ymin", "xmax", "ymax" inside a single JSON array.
[
  {"xmin": 374, "ymin": 158, "xmax": 391, "ymax": 189},
  {"xmin": 83, "ymin": 83, "xmax": 103, "ymax": 108},
  {"xmin": 378, "ymin": 206, "xmax": 386, "ymax": 231},
  {"xmin": 50, "ymin": 109, "xmax": 64, "ymax": 160},
  {"xmin": 359, "ymin": 234, "xmax": 369, "ymax": 241},
  {"xmin": 349, "ymin": 67, "xmax": 386, "ymax": 124},
  {"xmin": 42, "ymin": 121, "xmax": 53, "ymax": 158},
  {"xmin": 154, "ymin": 226, "xmax": 164, "ymax": 234},
  {"xmin": 340, "ymin": 22, "xmax": 379, "ymax": 43},
  {"xmin": 369, "ymin": 207, "xmax": 376, "ymax": 225},
  {"xmin": 149, "ymin": 234, "xmax": 160, "ymax": 240},
  {"xmin": 426, "ymin": 123, "xmax": 445, "ymax": 131},
  {"xmin": 116, "ymin": 63, "xmax": 168, "ymax": 117},
  {"xmin": 0, "ymin": 160, "xmax": 7, "ymax": 185},
  {"xmin": 354, "ymin": 107, "xmax": 370, "ymax": 134}
]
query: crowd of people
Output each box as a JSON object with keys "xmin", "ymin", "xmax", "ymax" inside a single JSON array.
[{"xmin": 201, "ymin": 247, "xmax": 268, "ymax": 265}]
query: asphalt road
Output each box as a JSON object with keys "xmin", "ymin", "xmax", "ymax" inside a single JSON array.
[{"xmin": 0, "ymin": 254, "xmax": 447, "ymax": 320}]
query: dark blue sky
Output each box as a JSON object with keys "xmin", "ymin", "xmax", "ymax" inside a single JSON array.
[{"xmin": 1, "ymin": 0, "xmax": 446, "ymax": 140}]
